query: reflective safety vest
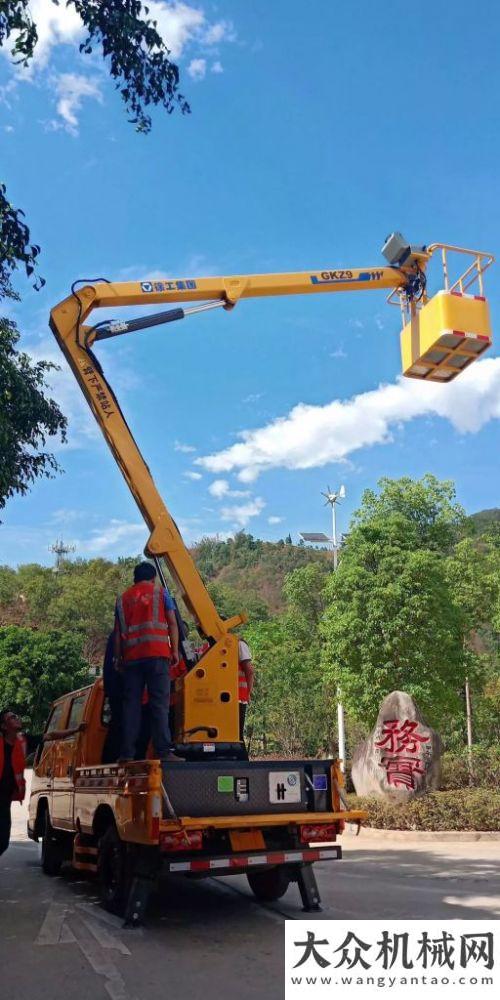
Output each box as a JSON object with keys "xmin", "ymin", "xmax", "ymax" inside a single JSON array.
[
  {"xmin": 0, "ymin": 733, "xmax": 26, "ymax": 802},
  {"xmin": 238, "ymin": 663, "xmax": 249, "ymax": 703},
  {"xmin": 238, "ymin": 639, "xmax": 252, "ymax": 704},
  {"xmin": 116, "ymin": 581, "xmax": 172, "ymax": 663}
]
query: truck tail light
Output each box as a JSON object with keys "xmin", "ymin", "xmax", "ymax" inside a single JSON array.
[
  {"xmin": 159, "ymin": 829, "xmax": 203, "ymax": 853},
  {"xmin": 299, "ymin": 823, "xmax": 337, "ymax": 844},
  {"xmin": 150, "ymin": 794, "xmax": 162, "ymax": 840}
]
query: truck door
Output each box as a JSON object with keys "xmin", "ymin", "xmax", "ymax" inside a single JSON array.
[
  {"xmin": 32, "ymin": 700, "xmax": 69, "ymax": 825},
  {"xmin": 51, "ymin": 691, "xmax": 89, "ymax": 830}
]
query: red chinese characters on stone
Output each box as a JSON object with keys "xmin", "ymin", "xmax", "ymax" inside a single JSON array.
[{"xmin": 374, "ymin": 719, "xmax": 430, "ymax": 790}]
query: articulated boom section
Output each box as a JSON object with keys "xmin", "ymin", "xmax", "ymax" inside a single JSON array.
[{"xmin": 49, "ymin": 236, "xmax": 494, "ymax": 750}]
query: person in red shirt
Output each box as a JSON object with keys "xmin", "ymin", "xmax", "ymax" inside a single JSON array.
[{"xmin": 0, "ymin": 709, "xmax": 26, "ymax": 856}]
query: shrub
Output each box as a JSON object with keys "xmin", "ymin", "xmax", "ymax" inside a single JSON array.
[
  {"xmin": 349, "ymin": 790, "xmax": 500, "ymax": 831},
  {"xmin": 440, "ymin": 747, "xmax": 500, "ymax": 790}
]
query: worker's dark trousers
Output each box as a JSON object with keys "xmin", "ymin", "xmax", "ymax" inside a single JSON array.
[
  {"xmin": 0, "ymin": 798, "xmax": 12, "ymax": 856},
  {"xmin": 239, "ymin": 702, "xmax": 248, "ymax": 741},
  {"xmin": 102, "ymin": 694, "xmax": 123, "ymax": 764},
  {"xmin": 120, "ymin": 657, "xmax": 171, "ymax": 760}
]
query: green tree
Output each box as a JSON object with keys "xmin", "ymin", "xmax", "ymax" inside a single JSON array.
[
  {"xmin": 48, "ymin": 558, "xmax": 140, "ymax": 661},
  {"xmin": 283, "ymin": 562, "xmax": 331, "ymax": 634},
  {"xmin": 0, "ymin": 625, "xmax": 90, "ymax": 732},
  {"xmin": 321, "ymin": 476, "xmax": 468, "ymax": 729},
  {"xmin": 445, "ymin": 536, "xmax": 500, "ymax": 748},
  {"xmin": 354, "ymin": 474, "xmax": 466, "ymax": 552},
  {"xmin": 0, "ymin": 565, "xmax": 18, "ymax": 605},
  {"xmin": 207, "ymin": 581, "xmax": 269, "ymax": 624},
  {"xmin": 0, "ymin": 183, "xmax": 43, "ymax": 300},
  {"xmin": 1, "ymin": 558, "xmax": 137, "ymax": 664},
  {"xmin": 246, "ymin": 616, "xmax": 337, "ymax": 757},
  {"xmin": 0, "ymin": 319, "xmax": 67, "ymax": 511},
  {"xmin": 245, "ymin": 560, "xmax": 337, "ymax": 757}
]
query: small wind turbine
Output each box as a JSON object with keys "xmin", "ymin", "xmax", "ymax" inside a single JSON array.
[{"xmin": 321, "ymin": 484, "xmax": 346, "ymax": 569}]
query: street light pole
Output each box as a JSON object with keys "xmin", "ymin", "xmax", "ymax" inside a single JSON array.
[
  {"xmin": 300, "ymin": 486, "xmax": 347, "ymax": 770},
  {"xmin": 321, "ymin": 485, "xmax": 346, "ymax": 771},
  {"xmin": 331, "ymin": 497, "xmax": 338, "ymax": 571}
]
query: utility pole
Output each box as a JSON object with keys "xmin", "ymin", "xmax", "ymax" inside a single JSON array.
[
  {"xmin": 49, "ymin": 539, "xmax": 75, "ymax": 571},
  {"xmin": 465, "ymin": 676, "xmax": 474, "ymax": 784}
]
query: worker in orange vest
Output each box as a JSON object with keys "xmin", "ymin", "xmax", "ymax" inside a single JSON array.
[
  {"xmin": 0, "ymin": 709, "xmax": 26, "ymax": 856},
  {"xmin": 238, "ymin": 638, "xmax": 254, "ymax": 741},
  {"xmin": 114, "ymin": 562, "xmax": 183, "ymax": 763}
]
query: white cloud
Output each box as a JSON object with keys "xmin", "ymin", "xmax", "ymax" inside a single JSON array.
[
  {"xmin": 268, "ymin": 516, "xmax": 283, "ymax": 525},
  {"xmin": 208, "ymin": 479, "xmax": 250, "ymax": 499},
  {"xmin": 197, "ymin": 358, "xmax": 500, "ymax": 482},
  {"xmin": 187, "ymin": 57, "xmax": 206, "ymax": 80},
  {"xmin": 147, "ymin": 4, "xmax": 235, "ymax": 57},
  {"xmin": 183, "ymin": 470, "xmax": 203, "ymax": 480},
  {"xmin": 2, "ymin": 1, "xmax": 207, "ymax": 70},
  {"xmin": 50, "ymin": 508, "xmax": 87, "ymax": 526},
  {"xmin": 48, "ymin": 73, "xmax": 102, "ymax": 135},
  {"xmin": 4, "ymin": 124, "xmax": 14, "ymax": 133},
  {"xmin": 79, "ymin": 519, "xmax": 145, "ymax": 554},
  {"xmin": 5, "ymin": 0, "xmax": 84, "ymax": 73},
  {"xmin": 2, "ymin": 1, "xmax": 236, "ymax": 100},
  {"xmin": 220, "ymin": 497, "xmax": 266, "ymax": 529},
  {"xmin": 208, "ymin": 478, "xmax": 230, "ymax": 498},
  {"xmin": 243, "ymin": 392, "xmax": 263, "ymax": 404},
  {"xmin": 147, "ymin": 1, "xmax": 205, "ymax": 58},
  {"xmin": 330, "ymin": 345, "xmax": 347, "ymax": 359},
  {"xmin": 211, "ymin": 61, "xmax": 224, "ymax": 74},
  {"xmin": 175, "ymin": 440, "xmax": 196, "ymax": 453},
  {"xmin": 204, "ymin": 20, "xmax": 235, "ymax": 45},
  {"xmin": 0, "ymin": 78, "xmax": 18, "ymax": 106}
]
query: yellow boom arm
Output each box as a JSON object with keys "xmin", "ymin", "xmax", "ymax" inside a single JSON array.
[{"xmin": 49, "ymin": 237, "xmax": 493, "ymax": 748}]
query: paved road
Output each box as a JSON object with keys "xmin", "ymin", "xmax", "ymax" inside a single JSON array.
[{"xmin": 1, "ymin": 795, "xmax": 499, "ymax": 1000}]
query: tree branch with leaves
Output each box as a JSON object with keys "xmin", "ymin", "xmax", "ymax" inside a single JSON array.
[{"xmin": 0, "ymin": 1, "xmax": 191, "ymax": 509}]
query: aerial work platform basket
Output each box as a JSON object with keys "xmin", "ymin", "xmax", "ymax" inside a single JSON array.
[{"xmin": 395, "ymin": 244, "xmax": 493, "ymax": 382}]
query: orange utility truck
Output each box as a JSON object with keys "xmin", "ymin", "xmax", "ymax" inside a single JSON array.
[{"xmin": 28, "ymin": 235, "xmax": 493, "ymax": 923}]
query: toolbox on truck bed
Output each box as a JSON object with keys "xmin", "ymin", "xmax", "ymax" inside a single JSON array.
[{"xmin": 161, "ymin": 758, "xmax": 334, "ymax": 817}]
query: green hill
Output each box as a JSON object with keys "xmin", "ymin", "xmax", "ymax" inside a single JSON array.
[
  {"xmin": 469, "ymin": 508, "xmax": 500, "ymax": 531},
  {"xmin": 0, "ymin": 533, "xmax": 331, "ymax": 663},
  {"xmin": 193, "ymin": 533, "xmax": 331, "ymax": 616}
]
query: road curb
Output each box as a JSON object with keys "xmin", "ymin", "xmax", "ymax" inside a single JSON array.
[{"xmin": 344, "ymin": 826, "xmax": 500, "ymax": 842}]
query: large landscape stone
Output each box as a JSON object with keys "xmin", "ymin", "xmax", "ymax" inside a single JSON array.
[{"xmin": 351, "ymin": 691, "xmax": 442, "ymax": 802}]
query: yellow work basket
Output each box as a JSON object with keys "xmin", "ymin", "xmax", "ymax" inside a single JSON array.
[{"xmin": 401, "ymin": 290, "xmax": 491, "ymax": 382}]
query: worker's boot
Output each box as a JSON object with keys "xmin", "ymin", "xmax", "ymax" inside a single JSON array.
[{"xmin": 162, "ymin": 750, "xmax": 185, "ymax": 762}]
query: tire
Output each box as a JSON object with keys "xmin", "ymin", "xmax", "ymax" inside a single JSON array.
[
  {"xmin": 97, "ymin": 825, "xmax": 132, "ymax": 916},
  {"xmin": 41, "ymin": 810, "xmax": 64, "ymax": 877},
  {"xmin": 247, "ymin": 866, "xmax": 290, "ymax": 902}
]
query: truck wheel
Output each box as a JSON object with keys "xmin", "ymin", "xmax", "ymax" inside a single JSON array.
[
  {"xmin": 247, "ymin": 866, "xmax": 290, "ymax": 902},
  {"xmin": 98, "ymin": 826, "xmax": 131, "ymax": 916},
  {"xmin": 41, "ymin": 811, "xmax": 64, "ymax": 877}
]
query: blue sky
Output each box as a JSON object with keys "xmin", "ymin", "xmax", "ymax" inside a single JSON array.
[{"xmin": 1, "ymin": 0, "xmax": 500, "ymax": 567}]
